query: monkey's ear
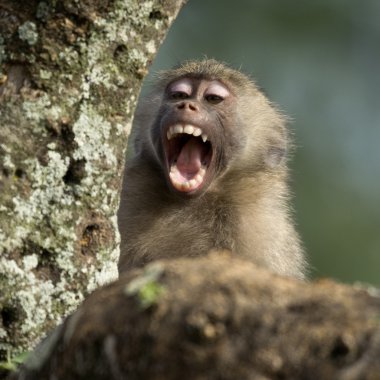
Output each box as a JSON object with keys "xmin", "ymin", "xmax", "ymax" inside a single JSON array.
[{"xmin": 265, "ymin": 144, "xmax": 287, "ymax": 168}]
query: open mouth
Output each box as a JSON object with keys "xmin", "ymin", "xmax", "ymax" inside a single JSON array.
[{"xmin": 164, "ymin": 124, "xmax": 212, "ymax": 193}]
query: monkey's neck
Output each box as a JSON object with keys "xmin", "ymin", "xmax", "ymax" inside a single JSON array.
[{"xmin": 120, "ymin": 158, "xmax": 294, "ymax": 272}]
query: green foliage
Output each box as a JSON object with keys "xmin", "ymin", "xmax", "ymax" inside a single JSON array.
[
  {"xmin": 0, "ymin": 350, "xmax": 29, "ymax": 372},
  {"xmin": 138, "ymin": 281, "xmax": 166, "ymax": 308},
  {"xmin": 125, "ymin": 263, "xmax": 166, "ymax": 308}
]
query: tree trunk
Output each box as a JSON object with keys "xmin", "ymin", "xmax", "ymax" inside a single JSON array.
[
  {"xmin": 0, "ymin": 0, "xmax": 186, "ymax": 364},
  {"xmin": 10, "ymin": 254, "xmax": 380, "ymax": 380}
]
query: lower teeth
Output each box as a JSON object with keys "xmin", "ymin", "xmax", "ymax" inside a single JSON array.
[{"xmin": 169, "ymin": 166, "xmax": 206, "ymax": 191}]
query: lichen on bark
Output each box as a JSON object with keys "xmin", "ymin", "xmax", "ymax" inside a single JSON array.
[{"xmin": 0, "ymin": 0, "xmax": 185, "ymax": 361}]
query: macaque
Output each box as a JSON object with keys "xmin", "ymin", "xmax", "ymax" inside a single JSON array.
[{"xmin": 117, "ymin": 59, "xmax": 307, "ymax": 279}]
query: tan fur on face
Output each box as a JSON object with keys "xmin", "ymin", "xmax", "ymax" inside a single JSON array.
[{"xmin": 118, "ymin": 59, "xmax": 307, "ymax": 279}]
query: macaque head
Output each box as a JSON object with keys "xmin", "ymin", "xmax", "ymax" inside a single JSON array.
[{"xmin": 134, "ymin": 59, "xmax": 288, "ymax": 197}]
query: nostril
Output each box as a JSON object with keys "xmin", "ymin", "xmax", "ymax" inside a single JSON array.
[{"xmin": 177, "ymin": 101, "xmax": 198, "ymax": 111}]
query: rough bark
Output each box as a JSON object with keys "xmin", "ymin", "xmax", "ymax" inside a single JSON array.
[
  {"xmin": 0, "ymin": 0, "xmax": 186, "ymax": 363},
  {"xmin": 9, "ymin": 254, "xmax": 380, "ymax": 380}
]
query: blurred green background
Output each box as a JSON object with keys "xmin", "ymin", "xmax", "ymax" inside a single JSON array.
[{"xmin": 144, "ymin": 0, "xmax": 380, "ymax": 285}]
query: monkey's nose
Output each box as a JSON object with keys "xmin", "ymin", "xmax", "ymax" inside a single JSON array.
[{"xmin": 177, "ymin": 101, "xmax": 198, "ymax": 111}]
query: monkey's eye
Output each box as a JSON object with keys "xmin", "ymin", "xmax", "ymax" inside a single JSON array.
[
  {"xmin": 205, "ymin": 94, "xmax": 224, "ymax": 104},
  {"xmin": 170, "ymin": 91, "xmax": 190, "ymax": 100},
  {"xmin": 204, "ymin": 81, "xmax": 229, "ymax": 104}
]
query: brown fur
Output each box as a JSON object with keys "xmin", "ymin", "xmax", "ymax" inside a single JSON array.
[{"xmin": 118, "ymin": 59, "xmax": 307, "ymax": 279}]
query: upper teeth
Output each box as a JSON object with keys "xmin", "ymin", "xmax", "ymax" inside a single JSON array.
[{"xmin": 167, "ymin": 124, "xmax": 208, "ymax": 142}]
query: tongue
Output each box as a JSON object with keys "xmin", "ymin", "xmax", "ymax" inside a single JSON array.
[{"xmin": 176, "ymin": 137, "xmax": 206, "ymax": 179}]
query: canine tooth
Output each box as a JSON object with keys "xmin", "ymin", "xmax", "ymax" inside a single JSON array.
[
  {"xmin": 192, "ymin": 127, "xmax": 202, "ymax": 136},
  {"xmin": 174, "ymin": 125, "xmax": 183, "ymax": 134},
  {"xmin": 167, "ymin": 127, "xmax": 175, "ymax": 139},
  {"xmin": 184, "ymin": 125, "xmax": 195, "ymax": 135},
  {"xmin": 201, "ymin": 133, "xmax": 208, "ymax": 142}
]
